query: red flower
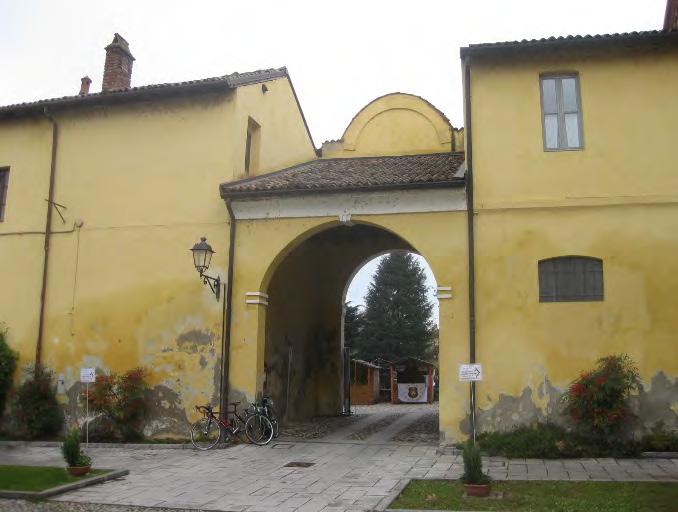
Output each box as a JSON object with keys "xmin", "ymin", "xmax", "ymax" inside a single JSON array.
[{"xmin": 595, "ymin": 375, "xmax": 606, "ymax": 386}]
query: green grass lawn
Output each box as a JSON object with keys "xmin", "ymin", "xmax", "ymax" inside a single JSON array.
[
  {"xmin": 0, "ymin": 465, "xmax": 108, "ymax": 492},
  {"xmin": 390, "ymin": 479, "xmax": 678, "ymax": 512}
]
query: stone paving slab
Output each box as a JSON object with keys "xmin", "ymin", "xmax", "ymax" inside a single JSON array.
[{"xmin": 1, "ymin": 442, "xmax": 676, "ymax": 512}]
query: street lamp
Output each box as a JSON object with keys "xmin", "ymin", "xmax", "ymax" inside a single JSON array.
[{"xmin": 190, "ymin": 237, "xmax": 221, "ymax": 301}]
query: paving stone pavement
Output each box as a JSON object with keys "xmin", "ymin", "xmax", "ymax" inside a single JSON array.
[{"xmin": 1, "ymin": 441, "xmax": 676, "ymax": 512}]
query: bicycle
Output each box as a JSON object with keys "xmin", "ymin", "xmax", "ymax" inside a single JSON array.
[
  {"xmin": 190, "ymin": 402, "xmax": 274, "ymax": 450},
  {"xmin": 253, "ymin": 396, "xmax": 279, "ymax": 439}
]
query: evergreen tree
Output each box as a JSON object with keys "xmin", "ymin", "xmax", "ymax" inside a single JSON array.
[
  {"xmin": 343, "ymin": 302, "xmax": 365, "ymax": 355},
  {"xmin": 351, "ymin": 253, "xmax": 436, "ymax": 361}
]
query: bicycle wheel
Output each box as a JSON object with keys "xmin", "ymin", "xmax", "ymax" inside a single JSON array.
[
  {"xmin": 245, "ymin": 414, "xmax": 274, "ymax": 445},
  {"xmin": 190, "ymin": 417, "xmax": 221, "ymax": 450}
]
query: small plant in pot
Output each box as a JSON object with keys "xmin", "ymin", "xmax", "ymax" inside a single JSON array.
[
  {"xmin": 62, "ymin": 428, "xmax": 92, "ymax": 476},
  {"xmin": 461, "ymin": 442, "xmax": 492, "ymax": 497}
]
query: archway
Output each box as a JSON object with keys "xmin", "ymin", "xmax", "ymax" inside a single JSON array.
[
  {"xmin": 262, "ymin": 221, "xmax": 441, "ymax": 434},
  {"xmin": 263, "ymin": 223, "xmax": 420, "ymax": 421}
]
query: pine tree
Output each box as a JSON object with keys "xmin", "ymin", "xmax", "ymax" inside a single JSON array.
[
  {"xmin": 344, "ymin": 302, "xmax": 365, "ymax": 355},
  {"xmin": 351, "ymin": 253, "xmax": 436, "ymax": 361}
]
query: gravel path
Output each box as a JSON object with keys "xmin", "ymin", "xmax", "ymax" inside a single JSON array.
[{"xmin": 391, "ymin": 411, "xmax": 439, "ymax": 443}]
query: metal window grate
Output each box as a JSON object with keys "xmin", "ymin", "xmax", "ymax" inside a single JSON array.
[{"xmin": 538, "ymin": 256, "xmax": 603, "ymax": 302}]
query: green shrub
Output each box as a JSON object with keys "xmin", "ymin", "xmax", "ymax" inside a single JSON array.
[
  {"xmin": 461, "ymin": 442, "xmax": 490, "ymax": 485},
  {"xmin": 62, "ymin": 428, "xmax": 91, "ymax": 467},
  {"xmin": 471, "ymin": 423, "xmax": 641, "ymax": 459},
  {"xmin": 14, "ymin": 365, "xmax": 63, "ymax": 439},
  {"xmin": 62, "ymin": 429, "xmax": 81, "ymax": 466},
  {"xmin": 641, "ymin": 421, "xmax": 678, "ymax": 452},
  {"xmin": 0, "ymin": 325, "xmax": 19, "ymax": 424},
  {"xmin": 561, "ymin": 354, "xmax": 640, "ymax": 441},
  {"xmin": 85, "ymin": 367, "xmax": 149, "ymax": 441}
]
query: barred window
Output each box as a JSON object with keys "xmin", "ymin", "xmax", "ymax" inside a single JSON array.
[
  {"xmin": 0, "ymin": 168, "xmax": 8, "ymax": 222},
  {"xmin": 538, "ymin": 256, "xmax": 603, "ymax": 302}
]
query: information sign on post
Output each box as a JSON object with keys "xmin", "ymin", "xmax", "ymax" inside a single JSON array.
[
  {"xmin": 459, "ymin": 363, "xmax": 482, "ymax": 382},
  {"xmin": 80, "ymin": 368, "xmax": 96, "ymax": 446}
]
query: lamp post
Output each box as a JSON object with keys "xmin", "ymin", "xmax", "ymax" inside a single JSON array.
[{"xmin": 190, "ymin": 237, "xmax": 221, "ymax": 301}]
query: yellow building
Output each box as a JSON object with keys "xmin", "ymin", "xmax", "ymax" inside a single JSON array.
[{"xmin": 1, "ymin": 18, "xmax": 677, "ymax": 442}]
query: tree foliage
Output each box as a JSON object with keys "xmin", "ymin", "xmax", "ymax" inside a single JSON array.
[
  {"xmin": 13, "ymin": 365, "xmax": 64, "ymax": 439},
  {"xmin": 0, "ymin": 325, "xmax": 19, "ymax": 424},
  {"xmin": 347, "ymin": 252, "xmax": 436, "ymax": 361}
]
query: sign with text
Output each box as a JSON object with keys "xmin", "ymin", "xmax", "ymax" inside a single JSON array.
[
  {"xmin": 80, "ymin": 368, "xmax": 96, "ymax": 383},
  {"xmin": 459, "ymin": 363, "xmax": 483, "ymax": 382}
]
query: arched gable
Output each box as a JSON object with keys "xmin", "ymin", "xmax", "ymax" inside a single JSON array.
[{"xmin": 323, "ymin": 93, "xmax": 455, "ymax": 157}]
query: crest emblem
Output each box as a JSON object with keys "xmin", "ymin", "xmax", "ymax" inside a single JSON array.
[{"xmin": 408, "ymin": 386, "xmax": 419, "ymax": 399}]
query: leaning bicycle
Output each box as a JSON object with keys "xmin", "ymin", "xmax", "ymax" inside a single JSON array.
[{"xmin": 190, "ymin": 402, "xmax": 274, "ymax": 450}]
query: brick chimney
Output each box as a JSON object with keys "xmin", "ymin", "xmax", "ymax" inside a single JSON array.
[
  {"xmin": 666, "ymin": 0, "xmax": 678, "ymax": 30},
  {"xmin": 102, "ymin": 33, "xmax": 135, "ymax": 91},
  {"xmin": 79, "ymin": 76, "xmax": 92, "ymax": 96}
]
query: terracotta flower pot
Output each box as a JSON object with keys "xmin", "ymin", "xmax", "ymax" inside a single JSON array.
[
  {"xmin": 464, "ymin": 483, "xmax": 492, "ymax": 497},
  {"xmin": 67, "ymin": 465, "xmax": 91, "ymax": 476}
]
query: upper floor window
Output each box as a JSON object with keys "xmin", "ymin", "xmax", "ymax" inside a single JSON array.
[
  {"xmin": 0, "ymin": 168, "xmax": 8, "ymax": 222},
  {"xmin": 538, "ymin": 256, "xmax": 603, "ymax": 302},
  {"xmin": 244, "ymin": 117, "xmax": 261, "ymax": 175},
  {"xmin": 540, "ymin": 75, "xmax": 583, "ymax": 151}
]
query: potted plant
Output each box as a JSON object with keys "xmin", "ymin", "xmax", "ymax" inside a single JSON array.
[
  {"xmin": 461, "ymin": 442, "xmax": 492, "ymax": 497},
  {"xmin": 62, "ymin": 428, "xmax": 92, "ymax": 476}
]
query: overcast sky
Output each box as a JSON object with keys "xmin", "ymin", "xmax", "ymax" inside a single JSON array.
[
  {"xmin": 0, "ymin": 0, "xmax": 667, "ymax": 316},
  {"xmin": 0, "ymin": 0, "xmax": 667, "ymax": 144}
]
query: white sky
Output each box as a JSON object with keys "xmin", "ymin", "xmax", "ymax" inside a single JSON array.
[
  {"xmin": 0, "ymin": 0, "xmax": 667, "ymax": 144},
  {"xmin": 0, "ymin": 0, "xmax": 667, "ymax": 314}
]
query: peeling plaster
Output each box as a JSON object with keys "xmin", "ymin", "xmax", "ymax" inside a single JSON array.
[{"xmin": 459, "ymin": 373, "xmax": 677, "ymax": 436}]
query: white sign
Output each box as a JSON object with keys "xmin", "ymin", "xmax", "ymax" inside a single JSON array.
[
  {"xmin": 459, "ymin": 363, "xmax": 483, "ymax": 382},
  {"xmin": 80, "ymin": 368, "xmax": 96, "ymax": 383}
]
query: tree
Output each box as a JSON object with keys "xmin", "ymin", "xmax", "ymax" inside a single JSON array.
[
  {"xmin": 344, "ymin": 302, "xmax": 365, "ymax": 355},
  {"xmin": 351, "ymin": 252, "xmax": 436, "ymax": 361}
]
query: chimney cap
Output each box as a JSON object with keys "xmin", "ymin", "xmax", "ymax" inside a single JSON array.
[
  {"xmin": 105, "ymin": 33, "xmax": 135, "ymax": 61},
  {"xmin": 81, "ymin": 76, "xmax": 92, "ymax": 84}
]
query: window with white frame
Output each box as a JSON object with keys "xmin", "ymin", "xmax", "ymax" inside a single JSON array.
[{"xmin": 540, "ymin": 75, "xmax": 583, "ymax": 151}]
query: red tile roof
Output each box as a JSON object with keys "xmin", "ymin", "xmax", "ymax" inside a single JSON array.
[
  {"xmin": 0, "ymin": 68, "xmax": 288, "ymax": 119},
  {"xmin": 220, "ymin": 152, "xmax": 465, "ymax": 198}
]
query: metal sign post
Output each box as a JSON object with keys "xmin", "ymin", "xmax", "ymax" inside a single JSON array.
[
  {"xmin": 80, "ymin": 368, "xmax": 96, "ymax": 447},
  {"xmin": 459, "ymin": 363, "xmax": 483, "ymax": 444}
]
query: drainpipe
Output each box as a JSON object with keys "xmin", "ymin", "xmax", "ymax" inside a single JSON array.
[
  {"xmin": 463, "ymin": 58, "xmax": 478, "ymax": 444},
  {"xmin": 35, "ymin": 109, "xmax": 59, "ymax": 369},
  {"xmin": 219, "ymin": 199, "xmax": 237, "ymax": 420}
]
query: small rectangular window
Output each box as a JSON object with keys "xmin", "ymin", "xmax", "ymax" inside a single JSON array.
[
  {"xmin": 0, "ymin": 168, "xmax": 9, "ymax": 222},
  {"xmin": 539, "ymin": 256, "xmax": 603, "ymax": 302},
  {"xmin": 540, "ymin": 75, "xmax": 583, "ymax": 151},
  {"xmin": 244, "ymin": 117, "xmax": 261, "ymax": 175}
]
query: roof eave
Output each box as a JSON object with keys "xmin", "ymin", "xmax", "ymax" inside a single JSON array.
[
  {"xmin": 220, "ymin": 179, "xmax": 465, "ymax": 201},
  {"xmin": 460, "ymin": 30, "xmax": 678, "ymax": 59}
]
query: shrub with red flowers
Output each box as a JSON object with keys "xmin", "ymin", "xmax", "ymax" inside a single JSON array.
[
  {"xmin": 13, "ymin": 365, "xmax": 64, "ymax": 439},
  {"xmin": 562, "ymin": 354, "xmax": 640, "ymax": 439},
  {"xmin": 85, "ymin": 367, "xmax": 149, "ymax": 441}
]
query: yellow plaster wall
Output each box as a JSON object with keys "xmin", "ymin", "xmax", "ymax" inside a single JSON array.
[
  {"xmin": 226, "ymin": 212, "xmax": 470, "ymax": 441},
  {"xmin": 470, "ymin": 48, "xmax": 678, "ymax": 208},
  {"xmin": 468, "ymin": 46, "xmax": 678, "ymax": 431},
  {"xmin": 232, "ymin": 79, "xmax": 317, "ymax": 179},
  {"xmin": 321, "ymin": 93, "xmax": 455, "ymax": 158},
  {"xmin": 0, "ymin": 78, "xmax": 318, "ymax": 433}
]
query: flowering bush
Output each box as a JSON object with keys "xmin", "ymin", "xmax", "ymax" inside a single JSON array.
[
  {"xmin": 13, "ymin": 365, "xmax": 64, "ymax": 439},
  {"xmin": 85, "ymin": 367, "xmax": 149, "ymax": 441},
  {"xmin": 562, "ymin": 354, "xmax": 640, "ymax": 439}
]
